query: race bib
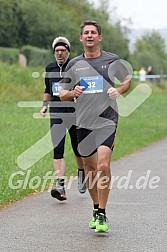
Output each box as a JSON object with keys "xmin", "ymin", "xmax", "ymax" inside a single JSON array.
[
  {"xmin": 80, "ymin": 76, "xmax": 103, "ymax": 94},
  {"xmin": 52, "ymin": 82, "xmax": 61, "ymax": 96}
]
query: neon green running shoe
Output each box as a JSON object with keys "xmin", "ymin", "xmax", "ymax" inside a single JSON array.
[
  {"xmin": 89, "ymin": 209, "xmax": 98, "ymax": 229},
  {"xmin": 95, "ymin": 213, "xmax": 109, "ymax": 233}
]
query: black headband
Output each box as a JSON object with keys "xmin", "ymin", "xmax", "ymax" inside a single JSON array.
[{"xmin": 53, "ymin": 42, "xmax": 70, "ymax": 52}]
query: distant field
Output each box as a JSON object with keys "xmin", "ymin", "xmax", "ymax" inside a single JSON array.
[{"xmin": 0, "ymin": 62, "xmax": 167, "ymax": 206}]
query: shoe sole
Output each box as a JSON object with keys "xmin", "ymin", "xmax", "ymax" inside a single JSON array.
[
  {"xmin": 51, "ymin": 189, "xmax": 67, "ymax": 201},
  {"xmin": 89, "ymin": 224, "xmax": 96, "ymax": 229},
  {"xmin": 95, "ymin": 229, "xmax": 110, "ymax": 233},
  {"xmin": 78, "ymin": 189, "xmax": 86, "ymax": 194}
]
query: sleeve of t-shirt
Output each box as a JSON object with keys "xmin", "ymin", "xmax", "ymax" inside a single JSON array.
[{"xmin": 114, "ymin": 59, "xmax": 130, "ymax": 82}]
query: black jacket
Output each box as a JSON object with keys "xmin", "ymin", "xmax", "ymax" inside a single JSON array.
[
  {"xmin": 44, "ymin": 59, "xmax": 74, "ymax": 113},
  {"xmin": 44, "ymin": 59, "xmax": 70, "ymax": 102}
]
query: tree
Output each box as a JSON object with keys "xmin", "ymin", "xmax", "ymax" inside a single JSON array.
[
  {"xmin": 0, "ymin": 0, "xmax": 130, "ymax": 61},
  {"xmin": 0, "ymin": 0, "xmax": 24, "ymax": 47},
  {"xmin": 130, "ymin": 31, "xmax": 167, "ymax": 73}
]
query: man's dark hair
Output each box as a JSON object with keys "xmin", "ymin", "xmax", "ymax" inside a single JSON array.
[{"xmin": 80, "ymin": 20, "xmax": 102, "ymax": 35}]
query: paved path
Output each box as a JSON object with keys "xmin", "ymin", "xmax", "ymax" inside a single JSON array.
[{"xmin": 0, "ymin": 137, "xmax": 167, "ymax": 252}]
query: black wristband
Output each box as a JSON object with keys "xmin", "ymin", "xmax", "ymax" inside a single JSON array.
[{"xmin": 42, "ymin": 101, "xmax": 48, "ymax": 107}]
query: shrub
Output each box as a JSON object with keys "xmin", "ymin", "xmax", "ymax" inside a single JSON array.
[
  {"xmin": 21, "ymin": 45, "xmax": 53, "ymax": 66},
  {"xmin": 0, "ymin": 46, "xmax": 19, "ymax": 64}
]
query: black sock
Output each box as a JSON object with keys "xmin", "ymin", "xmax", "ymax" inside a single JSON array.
[
  {"xmin": 98, "ymin": 208, "xmax": 105, "ymax": 215},
  {"xmin": 94, "ymin": 204, "xmax": 99, "ymax": 210},
  {"xmin": 57, "ymin": 178, "xmax": 64, "ymax": 187}
]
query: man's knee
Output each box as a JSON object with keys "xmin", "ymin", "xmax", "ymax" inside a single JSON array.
[{"xmin": 97, "ymin": 161, "xmax": 110, "ymax": 172}]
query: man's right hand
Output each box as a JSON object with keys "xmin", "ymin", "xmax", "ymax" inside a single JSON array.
[
  {"xmin": 40, "ymin": 106, "xmax": 48, "ymax": 117},
  {"xmin": 73, "ymin": 85, "xmax": 84, "ymax": 97}
]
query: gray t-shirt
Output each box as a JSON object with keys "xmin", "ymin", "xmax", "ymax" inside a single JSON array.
[{"xmin": 60, "ymin": 51, "xmax": 128, "ymax": 130}]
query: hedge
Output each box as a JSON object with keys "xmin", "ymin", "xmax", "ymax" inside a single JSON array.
[
  {"xmin": 0, "ymin": 45, "xmax": 54, "ymax": 66},
  {"xmin": 21, "ymin": 45, "xmax": 53, "ymax": 66},
  {"xmin": 0, "ymin": 47, "xmax": 19, "ymax": 64}
]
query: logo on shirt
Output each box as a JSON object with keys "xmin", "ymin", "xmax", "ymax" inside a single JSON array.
[
  {"xmin": 102, "ymin": 65, "xmax": 107, "ymax": 68},
  {"xmin": 76, "ymin": 67, "xmax": 90, "ymax": 71}
]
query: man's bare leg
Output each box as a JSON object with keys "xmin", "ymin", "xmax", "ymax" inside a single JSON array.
[
  {"xmin": 97, "ymin": 146, "xmax": 112, "ymax": 209},
  {"xmin": 51, "ymin": 158, "xmax": 67, "ymax": 200},
  {"xmin": 83, "ymin": 153, "xmax": 98, "ymax": 204}
]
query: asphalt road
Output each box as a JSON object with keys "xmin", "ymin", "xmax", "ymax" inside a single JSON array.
[{"xmin": 0, "ymin": 137, "xmax": 167, "ymax": 252}]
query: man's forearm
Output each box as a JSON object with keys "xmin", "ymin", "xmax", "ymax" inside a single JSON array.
[
  {"xmin": 59, "ymin": 89, "xmax": 75, "ymax": 101},
  {"xmin": 43, "ymin": 93, "xmax": 50, "ymax": 102},
  {"xmin": 117, "ymin": 80, "xmax": 131, "ymax": 95}
]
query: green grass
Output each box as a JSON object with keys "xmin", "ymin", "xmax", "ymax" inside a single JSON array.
[
  {"xmin": 112, "ymin": 92, "xmax": 167, "ymax": 159},
  {"xmin": 0, "ymin": 103, "xmax": 78, "ymax": 206},
  {"xmin": 0, "ymin": 62, "xmax": 167, "ymax": 206}
]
